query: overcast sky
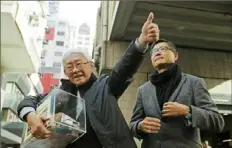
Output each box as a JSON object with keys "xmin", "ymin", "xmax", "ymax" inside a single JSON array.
[{"xmin": 59, "ymin": 1, "xmax": 101, "ymax": 37}]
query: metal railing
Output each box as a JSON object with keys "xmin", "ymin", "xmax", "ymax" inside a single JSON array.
[{"xmin": 211, "ymin": 93, "xmax": 232, "ymax": 105}]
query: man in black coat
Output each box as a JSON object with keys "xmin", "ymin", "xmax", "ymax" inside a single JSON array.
[{"xmin": 17, "ymin": 12, "xmax": 160, "ymax": 148}]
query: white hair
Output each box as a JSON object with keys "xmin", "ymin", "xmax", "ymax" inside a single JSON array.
[{"xmin": 62, "ymin": 49, "xmax": 92, "ymax": 66}]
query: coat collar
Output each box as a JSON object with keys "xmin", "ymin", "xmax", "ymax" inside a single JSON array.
[{"xmin": 59, "ymin": 74, "xmax": 97, "ymax": 97}]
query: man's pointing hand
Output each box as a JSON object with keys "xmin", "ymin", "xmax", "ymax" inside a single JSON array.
[{"xmin": 138, "ymin": 12, "xmax": 160, "ymax": 45}]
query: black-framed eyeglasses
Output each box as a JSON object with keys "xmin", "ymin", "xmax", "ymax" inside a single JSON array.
[
  {"xmin": 65, "ymin": 61, "xmax": 91, "ymax": 72},
  {"xmin": 150, "ymin": 46, "xmax": 175, "ymax": 55}
]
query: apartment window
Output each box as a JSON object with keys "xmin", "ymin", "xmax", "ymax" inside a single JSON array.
[
  {"xmin": 41, "ymin": 61, "xmax": 45, "ymax": 67},
  {"xmin": 77, "ymin": 47, "xmax": 82, "ymax": 50},
  {"xmin": 41, "ymin": 50, "xmax": 46, "ymax": 59},
  {"xmin": 47, "ymin": 20, "xmax": 55, "ymax": 26},
  {"xmin": 53, "ymin": 73, "xmax": 61, "ymax": 79},
  {"xmin": 85, "ymin": 42, "xmax": 90, "ymax": 45},
  {"xmin": 77, "ymin": 41, "xmax": 82, "ymax": 45},
  {"xmin": 84, "ymin": 47, "xmax": 88, "ymax": 50},
  {"xmin": 39, "ymin": 73, "xmax": 44, "ymax": 78},
  {"xmin": 57, "ymin": 31, "xmax": 65, "ymax": 36},
  {"xmin": 56, "ymin": 41, "xmax": 64, "ymax": 46},
  {"xmin": 45, "ymin": 28, "xmax": 50, "ymax": 34},
  {"xmin": 43, "ymin": 39, "xmax": 49, "ymax": 45},
  {"xmin": 54, "ymin": 51, "xmax": 63, "ymax": 57},
  {"xmin": 53, "ymin": 62, "xmax": 61, "ymax": 68},
  {"xmin": 50, "ymin": 85, "xmax": 58, "ymax": 90},
  {"xmin": 79, "ymin": 28, "xmax": 90, "ymax": 35},
  {"xmin": 58, "ymin": 21, "xmax": 66, "ymax": 26},
  {"xmin": 85, "ymin": 37, "xmax": 90, "ymax": 41}
]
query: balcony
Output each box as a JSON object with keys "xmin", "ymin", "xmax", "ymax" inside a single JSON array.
[
  {"xmin": 1, "ymin": 89, "xmax": 5, "ymax": 111},
  {"xmin": 1, "ymin": 93, "xmax": 26, "ymax": 145},
  {"xmin": 2, "ymin": 92, "xmax": 22, "ymax": 113},
  {"xmin": 1, "ymin": 1, "xmax": 48, "ymax": 73},
  {"xmin": 2, "ymin": 73, "xmax": 31, "ymax": 95},
  {"xmin": 28, "ymin": 73, "xmax": 44, "ymax": 95},
  {"xmin": 1, "ymin": 127, "xmax": 23, "ymax": 144},
  {"xmin": 1, "ymin": 118, "xmax": 26, "ymax": 145}
]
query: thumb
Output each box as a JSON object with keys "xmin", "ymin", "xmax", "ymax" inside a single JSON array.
[{"xmin": 146, "ymin": 12, "xmax": 154, "ymax": 23}]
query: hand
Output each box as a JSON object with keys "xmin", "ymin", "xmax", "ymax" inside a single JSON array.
[
  {"xmin": 138, "ymin": 12, "xmax": 160, "ymax": 45},
  {"xmin": 138, "ymin": 117, "xmax": 161, "ymax": 134},
  {"xmin": 27, "ymin": 112, "xmax": 52, "ymax": 138},
  {"xmin": 162, "ymin": 102, "xmax": 189, "ymax": 117}
]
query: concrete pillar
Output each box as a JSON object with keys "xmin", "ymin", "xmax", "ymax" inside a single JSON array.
[{"xmin": 118, "ymin": 72, "xmax": 148, "ymax": 123}]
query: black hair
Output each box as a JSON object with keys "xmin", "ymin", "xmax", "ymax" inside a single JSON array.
[{"xmin": 152, "ymin": 39, "xmax": 177, "ymax": 52}]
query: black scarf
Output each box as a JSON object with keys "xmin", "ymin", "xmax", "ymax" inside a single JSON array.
[
  {"xmin": 149, "ymin": 64, "xmax": 182, "ymax": 110},
  {"xmin": 60, "ymin": 73, "xmax": 97, "ymax": 97}
]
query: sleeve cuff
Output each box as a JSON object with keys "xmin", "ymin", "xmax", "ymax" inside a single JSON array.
[
  {"xmin": 19, "ymin": 107, "xmax": 36, "ymax": 121},
  {"xmin": 135, "ymin": 38, "xmax": 149, "ymax": 53},
  {"xmin": 135, "ymin": 120, "xmax": 146, "ymax": 139}
]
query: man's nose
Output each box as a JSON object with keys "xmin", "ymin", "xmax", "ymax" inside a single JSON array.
[
  {"xmin": 72, "ymin": 66, "xmax": 80, "ymax": 73},
  {"xmin": 154, "ymin": 50, "xmax": 162, "ymax": 56}
]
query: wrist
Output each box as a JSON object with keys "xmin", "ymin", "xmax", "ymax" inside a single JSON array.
[
  {"xmin": 138, "ymin": 34, "xmax": 147, "ymax": 45},
  {"xmin": 137, "ymin": 120, "xmax": 144, "ymax": 132},
  {"xmin": 183, "ymin": 105, "xmax": 190, "ymax": 116},
  {"xmin": 26, "ymin": 111, "xmax": 36, "ymax": 122}
]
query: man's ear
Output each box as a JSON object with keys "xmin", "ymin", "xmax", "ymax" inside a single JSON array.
[
  {"xmin": 90, "ymin": 61, "xmax": 94, "ymax": 68},
  {"xmin": 64, "ymin": 70, "xmax": 68, "ymax": 77},
  {"xmin": 174, "ymin": 52, "xmax": 179, "ymax": 61}
]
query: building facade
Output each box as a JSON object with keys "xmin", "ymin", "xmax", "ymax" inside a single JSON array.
[
  {"xmin": 39, "ymin": 1, "xmax": 71, "ymax": 92},
  {"xmin": 1, "ymin": 1, "xmax": 48, "ymax": 147},
  {"xmin": 59, "ymin": 23, "xmax": 94, "ymax": 79},
  {"xmin": 40, "ymin": 19, "xmax": 70, "ymax": 78},
  {"xmin": 69, "ymin": 23, "xmax": 93, "ymax": 55}
]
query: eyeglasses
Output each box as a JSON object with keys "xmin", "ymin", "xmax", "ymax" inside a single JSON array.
[
  {"xmin": 65, "ymin": 61, "xmax": 90, "ymax": 72},
  {"xmin": 150, "ymin": 46, "xmax": 175, "ymax": 55}
]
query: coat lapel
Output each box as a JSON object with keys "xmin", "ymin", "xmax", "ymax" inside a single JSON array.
[
  {"xmin": 147, "ymin": 81, "xmax": 162, "ymax": 114},
  {"xmin": 168, "ymin": 73, "xmax": 187, "ymax": 102}
]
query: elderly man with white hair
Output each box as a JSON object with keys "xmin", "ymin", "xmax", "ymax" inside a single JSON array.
[{"xmin": 17, "ymin": 12, "xmax": 159, "ymax": 148}]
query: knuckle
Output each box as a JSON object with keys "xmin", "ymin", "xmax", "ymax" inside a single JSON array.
[
  {"xmin": 33, "ymin": 126, "xmax": 39, "ymax": 131},
  {"xmin": 153, "ymin": 23, "xmax": 158, "ymax": 27}
]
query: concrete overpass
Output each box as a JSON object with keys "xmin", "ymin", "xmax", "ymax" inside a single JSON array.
[
  {"xmin": 109, "ymin": 1, "xmax": 232, "ymax": 51},
  {"xmin": 93, "ymin": 1, "xmax": 232, "ymax": 146}
]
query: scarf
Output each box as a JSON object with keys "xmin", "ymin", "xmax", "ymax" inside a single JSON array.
[{"xmin": 149, "ymin": 63, "xmax": 182, "ymax": 109}]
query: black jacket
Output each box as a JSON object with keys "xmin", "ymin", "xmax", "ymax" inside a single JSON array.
[{"xmin": 17, "ymin": 41, "xmax": 147, "ymax": 148}]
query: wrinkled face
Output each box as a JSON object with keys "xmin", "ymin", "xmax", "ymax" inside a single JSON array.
[
  {"xmin": 64, "ymin": 53, "xmax": 94, "ymax": 86},
  {"xmin": 150, "ymin": 42, "xmax": 178, "ymax": 69}
]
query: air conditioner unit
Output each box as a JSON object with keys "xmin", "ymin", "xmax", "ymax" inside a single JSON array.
[{"xmin": 43, "ymin": 39, "xmax": 49, "ymax": 45}]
